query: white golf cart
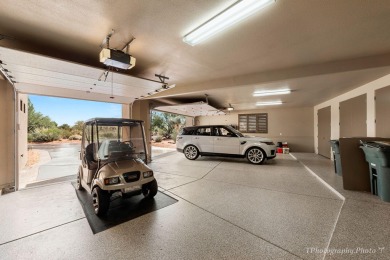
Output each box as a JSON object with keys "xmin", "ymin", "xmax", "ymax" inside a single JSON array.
[{"xmin": 76, "ymin": 118, "xmax": 157, "ymax": 216}]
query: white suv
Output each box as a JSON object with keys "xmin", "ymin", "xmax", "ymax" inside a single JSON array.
[{"xmin": 176, "ymin": 125, "xmax": 276, "ymax": 164}]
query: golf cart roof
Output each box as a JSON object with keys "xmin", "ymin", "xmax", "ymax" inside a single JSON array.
[{"xmin": 84, "ymin": 118, "xmax": 144, "ymax": 125}]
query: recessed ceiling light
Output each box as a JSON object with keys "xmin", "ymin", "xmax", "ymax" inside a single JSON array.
[
  {"xmin": 183, "ymin": 0, "xmax": 275, "ymax": 46},
  {"xmin": 253, "ymin": 89, "xmax": 291, "ymax": 97},
  {"xmin": 256, "ymin": 101, "xmax": 283, "ymax": 106}
]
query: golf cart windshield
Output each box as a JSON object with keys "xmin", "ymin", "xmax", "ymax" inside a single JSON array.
[{"xmin": 95, "ymin": 121, "xmax": 147, "ymax": 162}]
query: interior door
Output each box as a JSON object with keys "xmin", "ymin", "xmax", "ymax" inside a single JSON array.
[
  {"xmin": 318, "ymin": 106, "xmax": 331, "ymax": 158},
  {"xmin": 192, "ymin": 127, "xmax": 214, "ymax": 153},
  {"xmin": 375, "ymin": 86, "xmax": 390, "ymax": 137},
  {"xmin": 340, "ymin": 94, "xmax": 367, "ymax": 137},
  {"xmin": 213, "ymin": 126, "xmax": 240, "ymax": 154}
]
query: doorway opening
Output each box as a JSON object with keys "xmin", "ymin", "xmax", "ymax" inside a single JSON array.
[
  {"xmin": 150, "ymin": 110, "xmax": 186, "ymax": 158},
  {"xmin": 19, "ymin": 94, "xmax": 122, "ymax": 189}
]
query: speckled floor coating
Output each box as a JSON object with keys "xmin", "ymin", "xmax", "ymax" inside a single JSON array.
[
  {"xmin": 1, "ymin": 152, "xmax": 385, "ymax": 259},
  {"xmin": 291, "ymin": 153, "xmax": 390, "ymax": 260}
]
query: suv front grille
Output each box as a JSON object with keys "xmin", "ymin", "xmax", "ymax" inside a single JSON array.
[{"xmin": 123, "ymin": 171, "xmax": 140, "ymax": 183}]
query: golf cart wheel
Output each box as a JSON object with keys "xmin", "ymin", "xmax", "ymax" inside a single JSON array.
[
  {"xmin": 184, "ymin": 145, "xmax": 199, "ymax": 160},
  {"xmin": 142, "ymin": 179, "xmax": 158, "ymax": 199},
  {"xmin": 246, "ymin": 147, "xmax": 266, "ymax": 165},
  {"xmin": 92, "ymin": 186, "xmax": 110, "ymax": 216},
  {"xmin": 76, "ymin": 168, "xmax": 84, "ymax": 191}
]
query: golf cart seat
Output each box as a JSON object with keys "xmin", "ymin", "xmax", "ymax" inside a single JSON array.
[{"xmin": 85, "ymin": 143, "xmax": 98, "ymax": 170}]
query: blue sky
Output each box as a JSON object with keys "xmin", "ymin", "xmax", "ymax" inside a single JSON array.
[{"xmin": 29, "ymin": 95, "xmax": 122, "ymax": 126}]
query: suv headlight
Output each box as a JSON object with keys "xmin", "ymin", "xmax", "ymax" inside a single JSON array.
[
  {"xmin": 143, "ymin": 171, "xmax": 153, "ymax": 178},
  {"xmin": 261, "ymin": 141, "xmax": 275, "ymax": 145},
  {"xmin": 104, "ymin": 177, "xmax": 120, "ymax": 185}
]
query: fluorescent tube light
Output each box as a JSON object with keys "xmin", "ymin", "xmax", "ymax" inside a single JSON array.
[
  {"xmin": 256, "ymin": 101, "xmax": 283, "ymax": 106},
  {"xmin": 227, "ymin": 107, "xmax": 234, "ymax": 111},
  {"xmin": 253, "ymin": 89, "xmax": 291, "ymax": 97},
  {"xmin": 183, "ymin": 0, "xmax": 275, "ymax": 46}
]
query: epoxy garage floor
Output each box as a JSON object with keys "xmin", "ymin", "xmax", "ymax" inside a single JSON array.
[{"xmin": 0, "ymin": 152, "xmax": 389, "ymax": 259}]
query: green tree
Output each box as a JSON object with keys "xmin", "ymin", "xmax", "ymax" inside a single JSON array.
[
  {"xmin": 58, "ymin": 124, "xmax": 71, "ymax": 130},
  {"xmin": 72, "ymin": 120, "xmax": 85, "ymax": 135},
  {"xmin": 151, "ymin": 111, "xmax": 165, "ymax": 134},
  {"xmin": 28, "ymin": 98, "xmax": 57, "ymax": 133},
  {"xmin": 151, "ymin": 111, "xmax": 185, "ymax": 141}
]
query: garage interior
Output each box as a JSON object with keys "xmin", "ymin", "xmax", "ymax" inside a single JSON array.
[{"xmin": 1, "ymin": 1, "xmax": 390, "ymax": 259}]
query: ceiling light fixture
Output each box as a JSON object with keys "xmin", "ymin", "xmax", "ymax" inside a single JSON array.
[
  {"xmin": 227, "ymin": 103, "xmax": 234, "ymax": 111},
  {"xmin": 253, "ymin": 88, "xmax": 291, "ymax": 97},
  {"xmin": 183, "ymin": 0, "xmax": 275, "ymax": 46},
  {"xmin": 256, "ymin": 101, "xmax": 283, "ymax": 106}
]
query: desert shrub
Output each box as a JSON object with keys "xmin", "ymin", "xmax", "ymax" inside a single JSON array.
[
  {"xmin": 171, "ymin": 129, "xmax": 178, "ymax": 143},
  {"xmin": 60, "ymin": 129, "xmax": 72, "ymax": 139},
  {"xmin": 71, "ymin": 121, "xmax": 84, "ymax": 136},
  {"xmin": 157, "ymin": 129, "xmax": 166, "ymax": 138},
  {"xmin": 29, "ymin": 127, "xmax": 61, "ymax": 142},
  {"xmin": 69, "ymin": 134, "xmax": 82, "ymax": 140},
  {"xmin": 58, "ymin": 124, "xmax": 71, "ymax": 131},
  {"xmin": 27, "ymin": 134, "xmax": 33, "ymax": 143},
  {"xmin": 154, "ymin": 136, "xmax": 162, "ymax": 142}
]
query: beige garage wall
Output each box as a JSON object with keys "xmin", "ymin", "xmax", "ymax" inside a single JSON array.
[
  {"xmin": 123, "ymin": 100, "xmax": 152, "ymax": 162},
  {"xmin": 185, "ymin": 116, "xmax": 194, "ymax": 127},
  {"xmin": 18, "ymin": 93, "xmax": 28, "ymax": 170},
  {"xmin": 196, "ymin": 107, "xmax": 314, "ymax": 152},
  {"xmin": 314, "ymin": 73, "xmax": 390, "ymax": 155},
  {"xmin": 0, "ymin": 80, "xmax": 15, "ymax": 191}
]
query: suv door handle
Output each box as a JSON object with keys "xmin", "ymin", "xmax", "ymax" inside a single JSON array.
[{"xmin": 194, "ymin": 137, "xmax": 199, "ymax": 139}]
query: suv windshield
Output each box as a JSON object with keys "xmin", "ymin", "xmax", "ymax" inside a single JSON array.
[
  {"xmin": 95, "ymin": 121, "xmax": 146, "ymax": 162},
  {"xmin": 226, "ymin": 125, "xmax": 244, "ymax": 137}
]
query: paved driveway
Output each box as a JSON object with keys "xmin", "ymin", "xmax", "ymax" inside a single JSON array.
[
  {"xmin": 22, "ymin": 143, "xmax": 174, "ymax": 187},
  {"xmin": 28, "ymin": 143, "xmax": 80, "ymax": 181}
]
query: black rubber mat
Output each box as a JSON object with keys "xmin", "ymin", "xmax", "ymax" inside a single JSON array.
[{"xmin": 73, "ymin": 183, "xmax": 178, "ymax": 234}]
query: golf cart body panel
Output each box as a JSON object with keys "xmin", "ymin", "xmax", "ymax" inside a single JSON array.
[
  {"xmin": 77, "ymin": 118, "xmax": 158, "ymax": 216},
  {"xmin": 92, "ymin": 159, "xmax": 154, "ymax": 191}
]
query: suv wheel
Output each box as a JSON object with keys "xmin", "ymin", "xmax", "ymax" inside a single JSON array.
[
  {"xmin": 76, "ymin": 168, "xmax": 84, "ymax": 191},
  {"xmin": 246, "ymin": 147, "xmax": 266, "ymax": 164},
  {"xmin": 92, "ymin": 186, "xmax": 110, "ymax": 216},
  {"xmin": 184, "ymin": 145, "xmax": 199, "ymax": 160},
  {"xmin": 142, "ymin": 179, "xmax": 158, "ymax": 199}
]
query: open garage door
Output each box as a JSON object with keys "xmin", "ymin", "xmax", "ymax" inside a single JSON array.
[
  {"xmin": 0, "ymin": 46, "xmax": 166, "ymax": 190},
  {"xmin": 0, "ymin": 46, "xmax": 164, "ymax": 104},
  {"xmin": 154, "ymin": 101, "xmax": 226, "ymax": 117}
]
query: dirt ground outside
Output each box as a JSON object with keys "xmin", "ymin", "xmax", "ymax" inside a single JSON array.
[
  {"xmin": 29, "ymin": 139, "xmax": 82, "ymax": 145},
  {"xmin": 151, "ymin": 139, "xmax": 176, "ymax": 149}
]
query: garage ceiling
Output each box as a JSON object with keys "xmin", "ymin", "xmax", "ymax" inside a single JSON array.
[{"xmin": 1, "ymin": 0, "xmax": 390, "ymax": 109}]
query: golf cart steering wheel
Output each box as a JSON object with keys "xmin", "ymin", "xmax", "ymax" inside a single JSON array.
[{"xmin": 122, "ymin": 140, "xmax": 134, "ymax": 148}]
